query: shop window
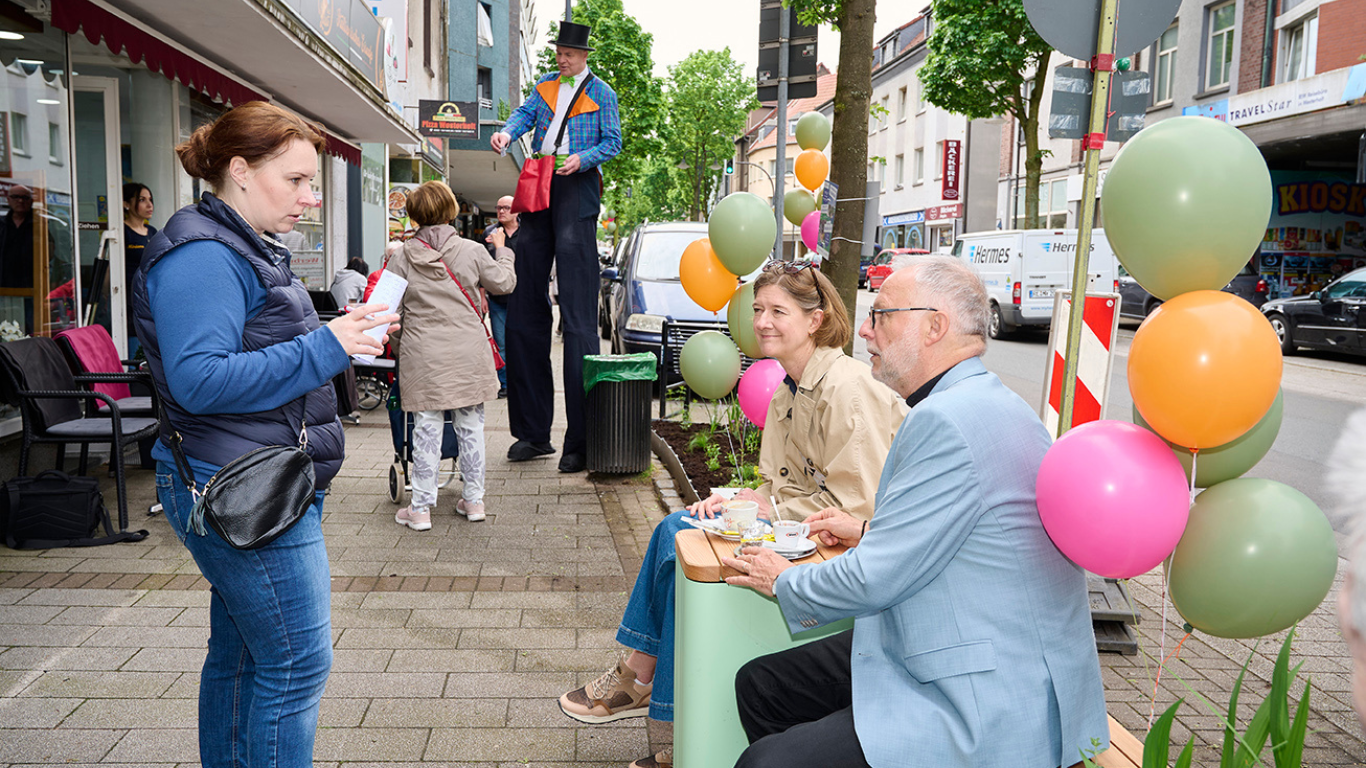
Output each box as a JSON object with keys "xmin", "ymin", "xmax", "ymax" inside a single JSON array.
[
  {"xmin": 1155, "ymin": 25, "xmax": 1178, "ymax": 104},
  {"xmin": 11, "ymin": 112, "xmax": 28, "ymax": 155},
  {"xmin": 1205, "ymin": 2, "xmax": 1235, "ymax": 90},
  {"xmin": 1280, "ymin": 14, "xmax": 1316, "ymax": 83}
]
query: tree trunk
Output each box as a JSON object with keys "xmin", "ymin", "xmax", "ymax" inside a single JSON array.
[
  {"xmin": 1021, "ymin": 52, "xmax": 1051, "ymax": 229},
  {"xmin": 825, "ymin": 0, "xmax": 876, "ymax": 354}
]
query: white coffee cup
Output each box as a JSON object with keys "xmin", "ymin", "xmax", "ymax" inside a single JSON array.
[
  {"xmin": 721, "ymin": 500, "xmax": 759, "ymax": 533},
  {"xmin": 772, "ymin": 520, "xmax": 810, "ymax": 548}
]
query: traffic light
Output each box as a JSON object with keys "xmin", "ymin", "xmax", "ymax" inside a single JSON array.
[{"xmin": 725, "ymin": 158, "xmax": 735, "ymax": 176}]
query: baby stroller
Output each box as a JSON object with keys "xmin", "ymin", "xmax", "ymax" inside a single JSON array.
[{"xmin": 386, "ymin": 380, "xmax": 461, "ymax": 504}]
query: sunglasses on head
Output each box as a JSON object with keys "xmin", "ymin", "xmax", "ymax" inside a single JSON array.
[{"xmin": 763, "ymin": 260, "xmax": 816, "ymax": 275}]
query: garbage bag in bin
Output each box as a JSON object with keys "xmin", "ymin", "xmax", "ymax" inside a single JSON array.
[{"xmin": 584, "ymin": 353, "xmax": 658, "ymax": 474}]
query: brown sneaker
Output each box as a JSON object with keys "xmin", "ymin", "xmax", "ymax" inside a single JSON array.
[
  {"xmin": 558, "ymin": 657, "xmax": 651, "ymax": 723},
  {"xmin": 629, "ymin": 746, "xmax": 673, "ymax": 768}
]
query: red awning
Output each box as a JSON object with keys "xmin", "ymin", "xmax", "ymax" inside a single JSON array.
[
  {"xmin": 325, "ymin": 133, "xmax": 362, "ymax": 167},
  {"xmin": 52, "ymin": 0, "xmax": 267, "ymax": 108}
]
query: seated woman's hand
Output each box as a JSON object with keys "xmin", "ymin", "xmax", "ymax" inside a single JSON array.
[
  {"xmin": 806, "ymin": 507, "xmax": 864, "ymax": 548},
  {"xmin": 327, "ymin": 302, "xmax": 400, "ymax": 357},
  {"xmin": 686, "ymin": 493, "xmax": 727, "ymax": 519}
]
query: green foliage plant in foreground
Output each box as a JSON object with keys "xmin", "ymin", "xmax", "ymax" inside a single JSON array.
[{"xmin": 1081, "ymin": 629, "xmax": 1311, "ymax": 768}]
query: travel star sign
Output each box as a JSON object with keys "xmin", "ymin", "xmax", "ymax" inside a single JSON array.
[
  {"xmin": 942, "ymin": 139, "xmax": 961, "ymax": 201},
  {"xmin": 418, "ymin": 101, "xmax": 478, "ymax": 139}
]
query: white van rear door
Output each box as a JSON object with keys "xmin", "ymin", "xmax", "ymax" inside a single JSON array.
[{"xmin": 1019, "ymin": 233, "xmax": 1072, "ymax": 320}]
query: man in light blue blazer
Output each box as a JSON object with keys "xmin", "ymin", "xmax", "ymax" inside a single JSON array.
[{"xmin": 724, "ymin": 255, "xmax": 1108, "ymax": 768}]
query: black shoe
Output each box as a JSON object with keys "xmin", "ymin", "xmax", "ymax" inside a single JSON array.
[
  {"xmin": 558, "ymin": 452, "xmax": 586, "ymax": 473},
  {"xmin": 497, "ymin": 387, "xmax": 507, "ymax": 399},
  {"xmin": 508, "ymin": 440, "xmax": 555, "ymax": 462}
]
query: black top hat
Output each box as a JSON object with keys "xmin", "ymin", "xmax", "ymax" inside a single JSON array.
[{"xmin": 554, "ymin": 21, "xmax": 594, "ymax": 51}]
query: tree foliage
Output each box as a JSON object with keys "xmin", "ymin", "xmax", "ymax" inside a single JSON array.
[
  {"xmin": 538, "ymin": 0, "xmax": 665, "ymax": 229},
  {"xmin": 919, "ymin": 0, "xmax": 1053, "ymax": 227},
  {"xmin": 662, "ymin": 48, "xmax": 759, "ymax": 221}
]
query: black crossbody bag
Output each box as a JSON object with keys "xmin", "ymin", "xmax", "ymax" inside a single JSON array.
[{"xmin": 167, "ymin": 400, "xmax": 316, "ymax": 550}]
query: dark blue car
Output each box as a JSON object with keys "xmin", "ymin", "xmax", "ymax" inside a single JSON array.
[{"xmin": 598, "ymin": 221, "xmax": 763, "ymax": 382}]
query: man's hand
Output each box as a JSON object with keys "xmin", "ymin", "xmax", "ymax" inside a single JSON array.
[
  {"xmin": 723, "ymin": 546, "xmax": 794, "ymax": 597},
  {"xmin": 555, "ymin": 154, "xmax": 583, "ymax": 175},
  {"xmin": 487, "ymin": 227, "xmax": 506, "ymax": 249},
  {"xmin": 806, "ymin": 507, "xmax": 865, "ymax": 548},
  {"xmin": 490, "ymin": 133, "xmax": 510, "ymax": 153}
]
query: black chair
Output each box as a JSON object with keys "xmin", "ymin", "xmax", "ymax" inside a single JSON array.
[{"xmin": 0, "ymin": 337, "xmax": 159, "ymax": 532}]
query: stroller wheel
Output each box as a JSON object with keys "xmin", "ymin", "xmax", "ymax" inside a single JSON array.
[
  {"xmin": 437, "ymin": 456, "xmax": 460, "ymax": 489},
  {"xmin": 388, "ymin": 462, "xmax": 405, "ymax": 503},
  {"xmin": 357, "ymin": 375, "xmax": 388, "ymax": 411}
]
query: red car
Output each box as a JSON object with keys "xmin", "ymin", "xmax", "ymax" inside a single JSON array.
[{"xmin": 867, "ymin": 248, "xmax": 930, "ymax": 291}]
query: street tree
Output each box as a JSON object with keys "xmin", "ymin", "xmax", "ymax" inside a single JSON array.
[
  {"xmin": 664, "ymin": 48, "xmax": 759, "ymax": 222},
  {"xmin": 539, "ymin": 0, "xmax": 665, "ymax": 237},
  {"xmin": 918, "ymin": 0, "xmax": 1052, "ymax": 228},
  {"xmin": 791, "ymin": 0, "xmax": 877, "ymax": 353}
]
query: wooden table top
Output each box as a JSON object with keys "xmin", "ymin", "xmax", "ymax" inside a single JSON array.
[{"xmin": 676, "ymin": 528, "xmax": 847, "ymax": 583}]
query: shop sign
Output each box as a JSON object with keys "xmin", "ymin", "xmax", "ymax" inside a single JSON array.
[
  {"xmin": 925, "ymin": 204, "xmax": 963, "ymax": 222},
  {"xmin": 285, "ymin": 0, "xmax": 386, "ymax": 93},
  {"xmin": 882, "ymin": 210, "xmax": 924, "ymax": 227},
  {"xmin": 418, "ymin": 101, "xmax": 478, "ymax": 139},
  {"xmin": 422, "ymin": 136, "xmax": 445, "ymax": 171},
  {"xmin": 1227, "ymin": 67, "xmax": 1351, "ymax": 127},
  {"xmin": 1182, "ymin": 99, "xmax": 1228, "ymax": 122},
  {"xmin": 941, "ymin": 140, "xmax": 961, "ymax": 201},
  {"xmin": 1259, "ymin": 170, "xmax": 1366, "ymax": 298}
]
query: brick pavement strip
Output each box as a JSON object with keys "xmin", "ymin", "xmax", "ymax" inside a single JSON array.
[{"xmin": 1, "ymin": 395, "xmax": 1363, "ymax": 766}]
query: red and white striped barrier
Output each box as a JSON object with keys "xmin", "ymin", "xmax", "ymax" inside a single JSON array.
[{"xmin": 1041, "ymin": 292, "xmax": 1121, "ymax": 435}]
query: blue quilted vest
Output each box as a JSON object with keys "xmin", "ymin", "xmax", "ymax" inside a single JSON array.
[{"xmin": 131, "ymin": 193, "xmax": 345, "ymax": 488}]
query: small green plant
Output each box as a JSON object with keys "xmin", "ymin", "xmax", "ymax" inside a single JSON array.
[
  {"xmin": 703, "ymin": 441, "xmax": 722, "ymax": 472},
  {"xmin": 730, "ymin": 463, "xmax": 764, "ymax": 489},
  {"xmin": 1082, "ymin": 629, "xmax": 1311, "ymax": 768},
  {"xmin": 687, "ymin": 424, "xmax": 716, "ymax": 453}
]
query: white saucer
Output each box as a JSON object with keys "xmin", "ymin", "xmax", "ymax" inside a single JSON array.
[{"xmin": 763, "ymin": 538, "xmax": 817, "ymax": 559}]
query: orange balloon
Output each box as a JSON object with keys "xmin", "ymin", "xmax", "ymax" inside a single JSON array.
[
  {"xmin": 1128, "ymin": 290, "xmax": 1282, "ymax": 449},
  {"xmin": 795, "ymin": 149, "xmax": 829, "ymax": 192},
  {"xmin": 679, "ymin": 237, "xmax": 737, "ymax": 312}
]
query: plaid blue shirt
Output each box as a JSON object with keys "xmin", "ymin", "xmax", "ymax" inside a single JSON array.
[{"xmin": 502, "ymin": 72, "xmax": 622, "ymax": 172}]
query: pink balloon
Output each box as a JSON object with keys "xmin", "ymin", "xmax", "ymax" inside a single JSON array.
[
  {"xmin": 800, "ymin": 210, "xmax": 821, "ymax": 252},
  {"xmin": 737, "ymin": 359, "xmax": 786, "ymax": 428},
  {"xmin": 1036, "ymin": 420, "xmax": 1191, "ymax": 579}
]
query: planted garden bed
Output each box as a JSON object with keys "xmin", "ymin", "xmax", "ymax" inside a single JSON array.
[{"xmin": 651, "ymin": 407, "xmax": 761, "ymax": 497}]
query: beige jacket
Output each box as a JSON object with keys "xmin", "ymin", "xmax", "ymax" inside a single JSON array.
[
  {"xmin": 755, "ymin": 345, "xmax": 908, "ymax": 522},
  {"xmin": 386, "ymin": 224, "xmax": 515, "ymax": 411}
]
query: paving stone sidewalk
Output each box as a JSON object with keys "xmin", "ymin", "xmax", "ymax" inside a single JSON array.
[{"xmin": 0, "ymin": 342, "xmax": 1363, "ymax": 766}]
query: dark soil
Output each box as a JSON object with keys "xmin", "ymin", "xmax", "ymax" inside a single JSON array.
[{"xmin": 651, "ymin": 419, "xmax": 760, "ymax": 494}]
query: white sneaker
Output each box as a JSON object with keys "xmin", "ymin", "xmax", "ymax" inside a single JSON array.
[
  {"xmin": 395, "ymin": 506, "xmax": 431, "ymax": 531},
  {"xmin": 456, "ymin": 499, "xmax": 486, "ymax": 522}
]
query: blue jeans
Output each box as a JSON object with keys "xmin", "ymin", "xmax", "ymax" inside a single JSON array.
[
  {"xmin": 156, "ymin": 461, "xmax": 333, "ymax": 768},
  {"xmin": 616, "ymin": 510, "xmax": 696, "ymax": 722},
  {"xmin": 488, "ymin": 300, "xmax": 508, "ymax": 387}
]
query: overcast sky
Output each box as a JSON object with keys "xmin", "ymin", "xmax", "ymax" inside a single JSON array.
[{"xmin": 530, "ymin": 0, "xmax": 929, "ymax": 79}]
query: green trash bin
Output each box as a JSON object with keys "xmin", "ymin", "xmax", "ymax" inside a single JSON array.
[{"xmin": 583, "ymin": 353, "xmax": 658, "ymax": 473}]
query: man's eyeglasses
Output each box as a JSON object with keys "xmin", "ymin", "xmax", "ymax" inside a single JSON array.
[
  {"xmin": 495, "ymin": 205, "xmax": 512, "ymax": 212},
  {"xmin": 868, "ymin": 307, "xmax": 937, "ymax": 329},
  {"xmin": 763, "ymin": 260, "xmax": 816, "ymax": 275}
]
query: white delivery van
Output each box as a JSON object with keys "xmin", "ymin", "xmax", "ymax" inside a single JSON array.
[{"xmin": 951, "ymin": 229, "xmax": 1119, "ymax": 339}]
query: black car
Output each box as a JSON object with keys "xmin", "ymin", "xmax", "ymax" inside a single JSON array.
[
  {"xmin": 859, "ymin": 255, "xmax": 872, "ymax": 288},
  {"xmin": 1261, "ymin": 266, "xmax": 1366, "ymax": 356},
  {"xmin": 1117, "ymin": 258, "xmax": 1268, "ymax": 319}
]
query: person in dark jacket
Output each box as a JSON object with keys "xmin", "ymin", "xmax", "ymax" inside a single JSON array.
[
  {"xmin": 132, "ymin": 101, "xmax": 396, "ymax": 768},
  {"xmin": 482, "ymin": 194, "xmax": 518, "ymax": 397}
]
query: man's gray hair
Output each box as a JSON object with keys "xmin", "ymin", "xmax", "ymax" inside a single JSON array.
[
  {"xmin": 889, "ymin": 253, "xmax": 990, "ymax": 341},
  {"xmin": 1327, "ymin": 408, "xmax": 1366, "ymax": 635}
]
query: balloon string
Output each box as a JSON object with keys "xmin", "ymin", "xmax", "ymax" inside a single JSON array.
[
  {"xmin": 1150, "ymin": 571, "xmax": 1170, "ymax": 728},
  {"xmin": 1149, "ymin": 628, "xmax": 1194, "ymax": 726}
]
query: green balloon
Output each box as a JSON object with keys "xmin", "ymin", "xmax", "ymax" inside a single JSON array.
[
  {"xmin": 606, "ymin": 221, "xmax": 617, "ymax": 233},
  {"xmin": 1133, "ymin": 389, "xmax": 1284, "ymax": 487},
  {"xmin": 1169, "ymin": 478, "xmax": 1337, "ymax": 639},
  {"xmin": 679, "ymin": 330, "xmax": 742, "ymax": 400},
  {"xmin": 727, "ymin": 281, "xmax": 762, "ymax": 358},
  {"xmin": 784, "ymin": 189, "xmax": 818, "ymax": 227},
  {"xmin": 606, "ymin": 209, "xmax": 616, "ymax": 219},
  {"xmin": 709, "ymin": 193, "xmax": 776, "ymax": 276},
  {"xmin": 1101, "ymin": 117, "xmax": 1272, "ymax": 300},
  {"xmin": 795, "ymin": 112, "xmax": 831, "ymax": 152}
]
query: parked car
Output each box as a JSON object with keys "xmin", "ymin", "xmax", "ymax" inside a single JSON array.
[
  {"xmin": 1261, "ymin": 266, "xmax": 1366, "ymax": 356},
  {"xmin": 1118, "ymin": 257, "xmax": 1269, "ymax": 320},
  {"xmin": 867, "ymin": 248, "xmax": 929, "ymax": 291},
  {"xmin": 858, "ymin": 255, "xmax": 873, "ymax": 288},
  {"xmin": 599, "ymin": 222, "xmax": 763, "ymax": 383}
]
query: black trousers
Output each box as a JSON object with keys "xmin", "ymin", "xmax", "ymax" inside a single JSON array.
[
  {"xmin": 505, "ymin": 169, "xmax": 601, "ymax": 454},
  {"xmin": 734, "ymin": 630, "xmax": 873, "ymax": 768}
]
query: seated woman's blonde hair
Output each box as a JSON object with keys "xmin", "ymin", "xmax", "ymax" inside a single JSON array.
[{"xmin": 753, "ymin": 262, "xmax": 851, "ymax": 349}]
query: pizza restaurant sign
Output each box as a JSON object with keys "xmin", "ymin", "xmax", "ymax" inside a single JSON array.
[
  {"xmin": 418, "ymin": 101, "xmax": 478, "ymax": 139},
  {"xmin": 1227, "ymin": 67, "xmax": 1351, "ymax": 127}
]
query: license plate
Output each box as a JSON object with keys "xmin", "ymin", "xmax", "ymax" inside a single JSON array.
[{"xmin": 1030, "ymin": 288, "xmax": 1055, "ymax": 299}]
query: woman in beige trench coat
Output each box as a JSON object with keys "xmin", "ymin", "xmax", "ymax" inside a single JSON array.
[{"xmin": 386, "ymin": 181, "xmax": 516, "ymax": 531}]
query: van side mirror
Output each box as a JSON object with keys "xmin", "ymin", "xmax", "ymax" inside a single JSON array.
[{"xmin": 601, "ymin": 266, "xmax": 621, "ymax": 283}]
